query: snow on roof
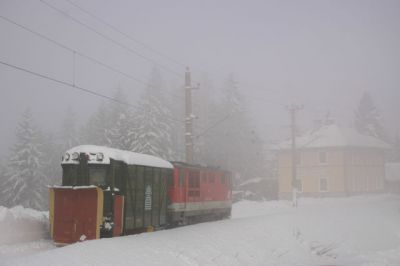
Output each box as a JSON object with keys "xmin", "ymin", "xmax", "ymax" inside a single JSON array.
[
  {"xmin": 239, "ymin": 177, "xmax": 276, "ymax": 187},
  {"xmin": 385, "ymin": 163, "xmax": 400, "ymax": 181},
  {"xmin": 280, "ymin": 124, "xmax": 389, "ymax": 150},
  {"xmin": 239, "ymin": 177, "xmax": 265, "ymax": 187},
  {"xmin": 62, "ymin": 145, "xmax": 173, "ymax": 169}
]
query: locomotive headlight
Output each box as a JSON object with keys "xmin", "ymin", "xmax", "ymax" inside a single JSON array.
[
  {"xmin": 64, "ymin": 153, "xmax": 70, "ymax": 161},
  {"xmin": 72, "ymin": 152, "xmax": 79, "ymax": 160},
  {"xmin": 96, "ymin": 152, "xmax": 104, "ymax": 161}
]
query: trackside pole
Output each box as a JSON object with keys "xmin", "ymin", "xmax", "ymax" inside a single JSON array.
[
  {"xmin": 185, "ymin": 67, "xmax": 194, "ymax": 164},
  {"xmin": 287, "ymin": 104, "xmax": 302, "ymax": 207}
]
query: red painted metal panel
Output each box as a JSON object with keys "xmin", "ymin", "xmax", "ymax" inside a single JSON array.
[
  {"xmin": 52, "ymin": 188, "xmax": 100, "ymax": 245},
  {"xmin": 169, "ymin": 165, "xmax": 232, "ymax": 207},
  {"xmin": 112, "ymin": 195, "xmax": 124, "ymax": 237}
]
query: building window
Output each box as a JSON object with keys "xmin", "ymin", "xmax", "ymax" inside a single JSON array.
[
  {"xmin": 376, "ymin": 177, "xmax": 383, "ymax": 190},
  {"xmin": 319, "ymin": 177, "xmax": 328, "ymax": 192},
  {"xmin": 319, "ymin": 151, "xmax": 327, "ymax": 163},
  {"xmin": 367, "ymin": 176, "xmax": 376, "ymax": 191},
  {"xmin": 294, "ymin": 178, "xmax": 302, "ymax": 192}
]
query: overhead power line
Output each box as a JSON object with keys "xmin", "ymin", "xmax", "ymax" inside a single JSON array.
[
  {"xmin": 0, "ymin": 14, "xmax": 184, "ymax": 101},
  {"xmin": 195, "ymin": 112, "xmax": 234, "ymax": 139},
  {"xmin": 39, "ymin": 0, "xmax": 183, "ymax": 78},
  {"xmin": 64, "ymin": 0, "xmax": 186, "ymax": 69},
  {"xmin": 0, "ymin": 59, "xmax": 184, "ymax": 123},
  {"xmin": 63, "ymin": 0, "xmax": 211, "ymax": 88}
]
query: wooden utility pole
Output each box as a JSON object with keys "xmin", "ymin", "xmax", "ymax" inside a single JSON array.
[
  {"xmin": 287, "ymin": 104, "xmax": 303, "ymax": 207},
  {"xmin": 185, "ymin": 67, "xmax": 194, "ymax": 164}
]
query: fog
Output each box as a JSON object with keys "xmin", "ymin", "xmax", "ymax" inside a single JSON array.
[
  {"xmin": 1, "ymin": 0, "xmax": 400, "ymax": 157},
  {"xmin": 1, "ymin": 1, "xmax": 400, "ymax": 264}
]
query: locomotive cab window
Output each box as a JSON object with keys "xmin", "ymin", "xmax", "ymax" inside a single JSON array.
[
  {"xmin": 201, "ymin": 172, "xmax": 207, "ymax": 183},
  {"xmin": 179, "ymin": 170, "xmax": 185, "ymax": 187},
  {"xmin": 62, "ymin": 165, "xmax": 78, "ymax": 186},
  {"xmin": 88, "ymin": 166, "xmax": 107, "ymax": 186},
  {"xmin": 221, "ymin": 175, "xmax": 226, "ymax": 184}
]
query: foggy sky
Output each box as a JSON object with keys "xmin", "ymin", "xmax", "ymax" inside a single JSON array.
[{"xmin": 1, "ymin": 0, "xmax": 400, "ymax": 158}]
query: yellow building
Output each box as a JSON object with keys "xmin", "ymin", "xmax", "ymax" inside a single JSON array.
[{"xmin": 278, "ymin": 124, "xmax": 388, "ymax": 200}]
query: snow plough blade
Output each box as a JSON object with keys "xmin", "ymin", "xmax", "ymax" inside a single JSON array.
[{"xmin": 49, "ymin": 186, "xmax": 103, "ymax": 245}]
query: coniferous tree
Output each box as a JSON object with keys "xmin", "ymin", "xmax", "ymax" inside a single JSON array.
[
  {"xmin": 41, "ymin": 133, "xmax": 62, "ymax": 187},
  {"xmin": 106, "ymin": 88, "xmax": 137, "ymax": 150},
  {"xmin": 217, "ymin": 75, "xmax": 263, "ymax": 181},
  {"xmin": 83, "ymin": 89, "xmax": 137, "ymax": 151},
  {"xmin": 131, "ymin": 67, "xmax": 173, "ymax": 159},
  {"xmin": 1, "ymin": 109, "xmax": 46, "ymax": 210},
  {"xmin": 354, "ymin": 92, "xmax": 386, "ymax": 140},
  {"xmin": 390, "ymin": 133, "xmax": 400, "ymax": 162},
  {"xmin": 83, "ymin": 101, "xmax": 111, "ymax": 146},
  {"xmin": 192, "ymin": 74, "xmax": 220, "ymax": 164},
  {"xmin": 197, "ymin": 74, "xmax": 266, "ymax": 184},
  {"xmin": 169, "ymin": 81, "xmax": 185, "ymax": 161},
  {"xmin": 60, "ymin": 107, "xmax": 80, "ymax": 151},
  {"xmin": 0, "ymin": 159, "xmax": 6, "ymax": 202}
]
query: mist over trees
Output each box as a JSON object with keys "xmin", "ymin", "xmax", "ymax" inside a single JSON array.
[
  {"xmin": 132, "ymin": 68, "xmax": 174, "ymax": 159},
  {"xmin": 353, "ymin": 91, "xmax": 400, "ymax": 163},
  {"xmin": 392, "ymin": 134, "xmax": 400, "ymax": 162},
  {"xmin": 0, "ymin": 109, "xmax": 47, "ymax": 210},
  {"xmin": 0, "ymin": 68, "xmax": 268, "ymax": 210},
  {"xmin": 60, "ymin": 108, "xmax": 81, "ymax": 152},
  {"xmin": 193, "ymin": 75, "xmax": 266, "ymax": 181},
  {"xmin": 354, "ymin": 92, "xmax": 386, "ymax": 140},
  {"xmin": 1, "ymin": 71, "xmax": 400, "ymax": 210}
]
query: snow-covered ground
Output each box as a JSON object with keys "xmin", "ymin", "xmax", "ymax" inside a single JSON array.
[
  {"xmin": 1, "ymin": 194, "xmax": 400, "ymax": 266},
  {"xmin": 0, "ymin": 206, "xmax": 54, "ymax": 260}
]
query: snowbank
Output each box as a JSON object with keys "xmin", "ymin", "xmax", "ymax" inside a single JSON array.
[
  {"xmin": 0, "ymin": 206, "xmax": 49, "ymax": 245},
  {"xmin": 3, "ymin": 194, "xmax": 400, "ymax": 266}
]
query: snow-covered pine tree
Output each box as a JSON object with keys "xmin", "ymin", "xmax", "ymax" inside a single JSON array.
[
  {"xmin": 40, "ymin": 133, "xmax": 62, "ymax": 188},
  {"xmin": 168, "ymin": 81, "xmax": 185, "ymax": 161},
  {"xmin": 354, "ymin": 92, "xmax": 386, "ymax": 140},
  {"xmin": 0, "ymin": 159, "xmax": 6, "ymax": 200},
  {"xmin": 192, "ymin": 74, "xmax": 220, "ymax": 164},
  {"xmin": 1, "ymin": 109, "xmax": 46, "ymax": 210},
  {"xmin": 389, "ymin": 133, "xmax": 400, "ymax": 162},
  {"xmin": 60, "ymin": 107, "xmax": 80, "ymax": 151},
  {"xmin": 131, "ymin": 67, "xmax": 173, "ymax": 159},
  {"xmin": 201, "ymin": 75, "xmax": 265, "ymax": 185},
  {"xmin": 105, "ymin": 88, "xmax": 137, "ymax": 150},
  {"xmin": 82, "ymin": 101, "xmax": 111, "ymax": 146},
  {"xmin": 82, "ymin": 89, "xmax": 137, "ymax": 151}
]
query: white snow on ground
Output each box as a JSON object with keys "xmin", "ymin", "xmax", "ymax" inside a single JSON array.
[
  {"xmin": 1, "ymin": 195, "xmax": 400, "ymax": 266},
  {"xmin": 0, "ymin": 206, "xmax": 54, "ymax": 260}
]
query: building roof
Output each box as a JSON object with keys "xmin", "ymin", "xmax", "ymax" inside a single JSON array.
[
  {"xmin": 280, "ymin": 124, "xmax": 389, "ymax": 150},
  {"xmin": 62, "ymin": 145, "xmax": 173, "ymax": 169},
  {"xmin": 385, "ymin": 163, "xmax": 400, "ymax": 181}
]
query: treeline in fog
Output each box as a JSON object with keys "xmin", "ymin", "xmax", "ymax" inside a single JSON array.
[{"xmin": 0, "ymin": 68, "xmax": 266, "ymax": 210}]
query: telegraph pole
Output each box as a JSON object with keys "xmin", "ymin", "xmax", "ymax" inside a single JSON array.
[
  {"xmin": 185, "ymin": 67, "xmax": 194, "ymax": 164},
  {"xmin": 287, "ymin": 104, "xmax": 303, "ymax": 207}
]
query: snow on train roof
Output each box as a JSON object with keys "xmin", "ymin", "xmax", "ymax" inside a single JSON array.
[{"xmin": 62, "ymin": 145, "xmax": 173, "ymax": 169}]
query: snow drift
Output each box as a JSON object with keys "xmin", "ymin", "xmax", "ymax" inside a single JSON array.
[
  {"xmin": 2, "ymin": 194, "xmax": 400, "ymax": 266},
  {"xmin": 0, "ymin": 205, "xmax": 49, "ymax": 245}
]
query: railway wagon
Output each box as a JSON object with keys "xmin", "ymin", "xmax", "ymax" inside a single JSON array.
[
  {"xmin": 50, "ymin": 145, "xmax": 173, "ymax": 245},
  {"xmin": 168, "ymin": 162, "xmax": 232, "ymax": 225},
  {"xmin": 49, "ymin": 145, "xmax": 232, "ymax": 245}
]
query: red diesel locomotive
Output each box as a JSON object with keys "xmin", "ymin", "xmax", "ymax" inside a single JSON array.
[{"xmin": 49, "ymin": 145, "xmax": 232, "ymax": 245}]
